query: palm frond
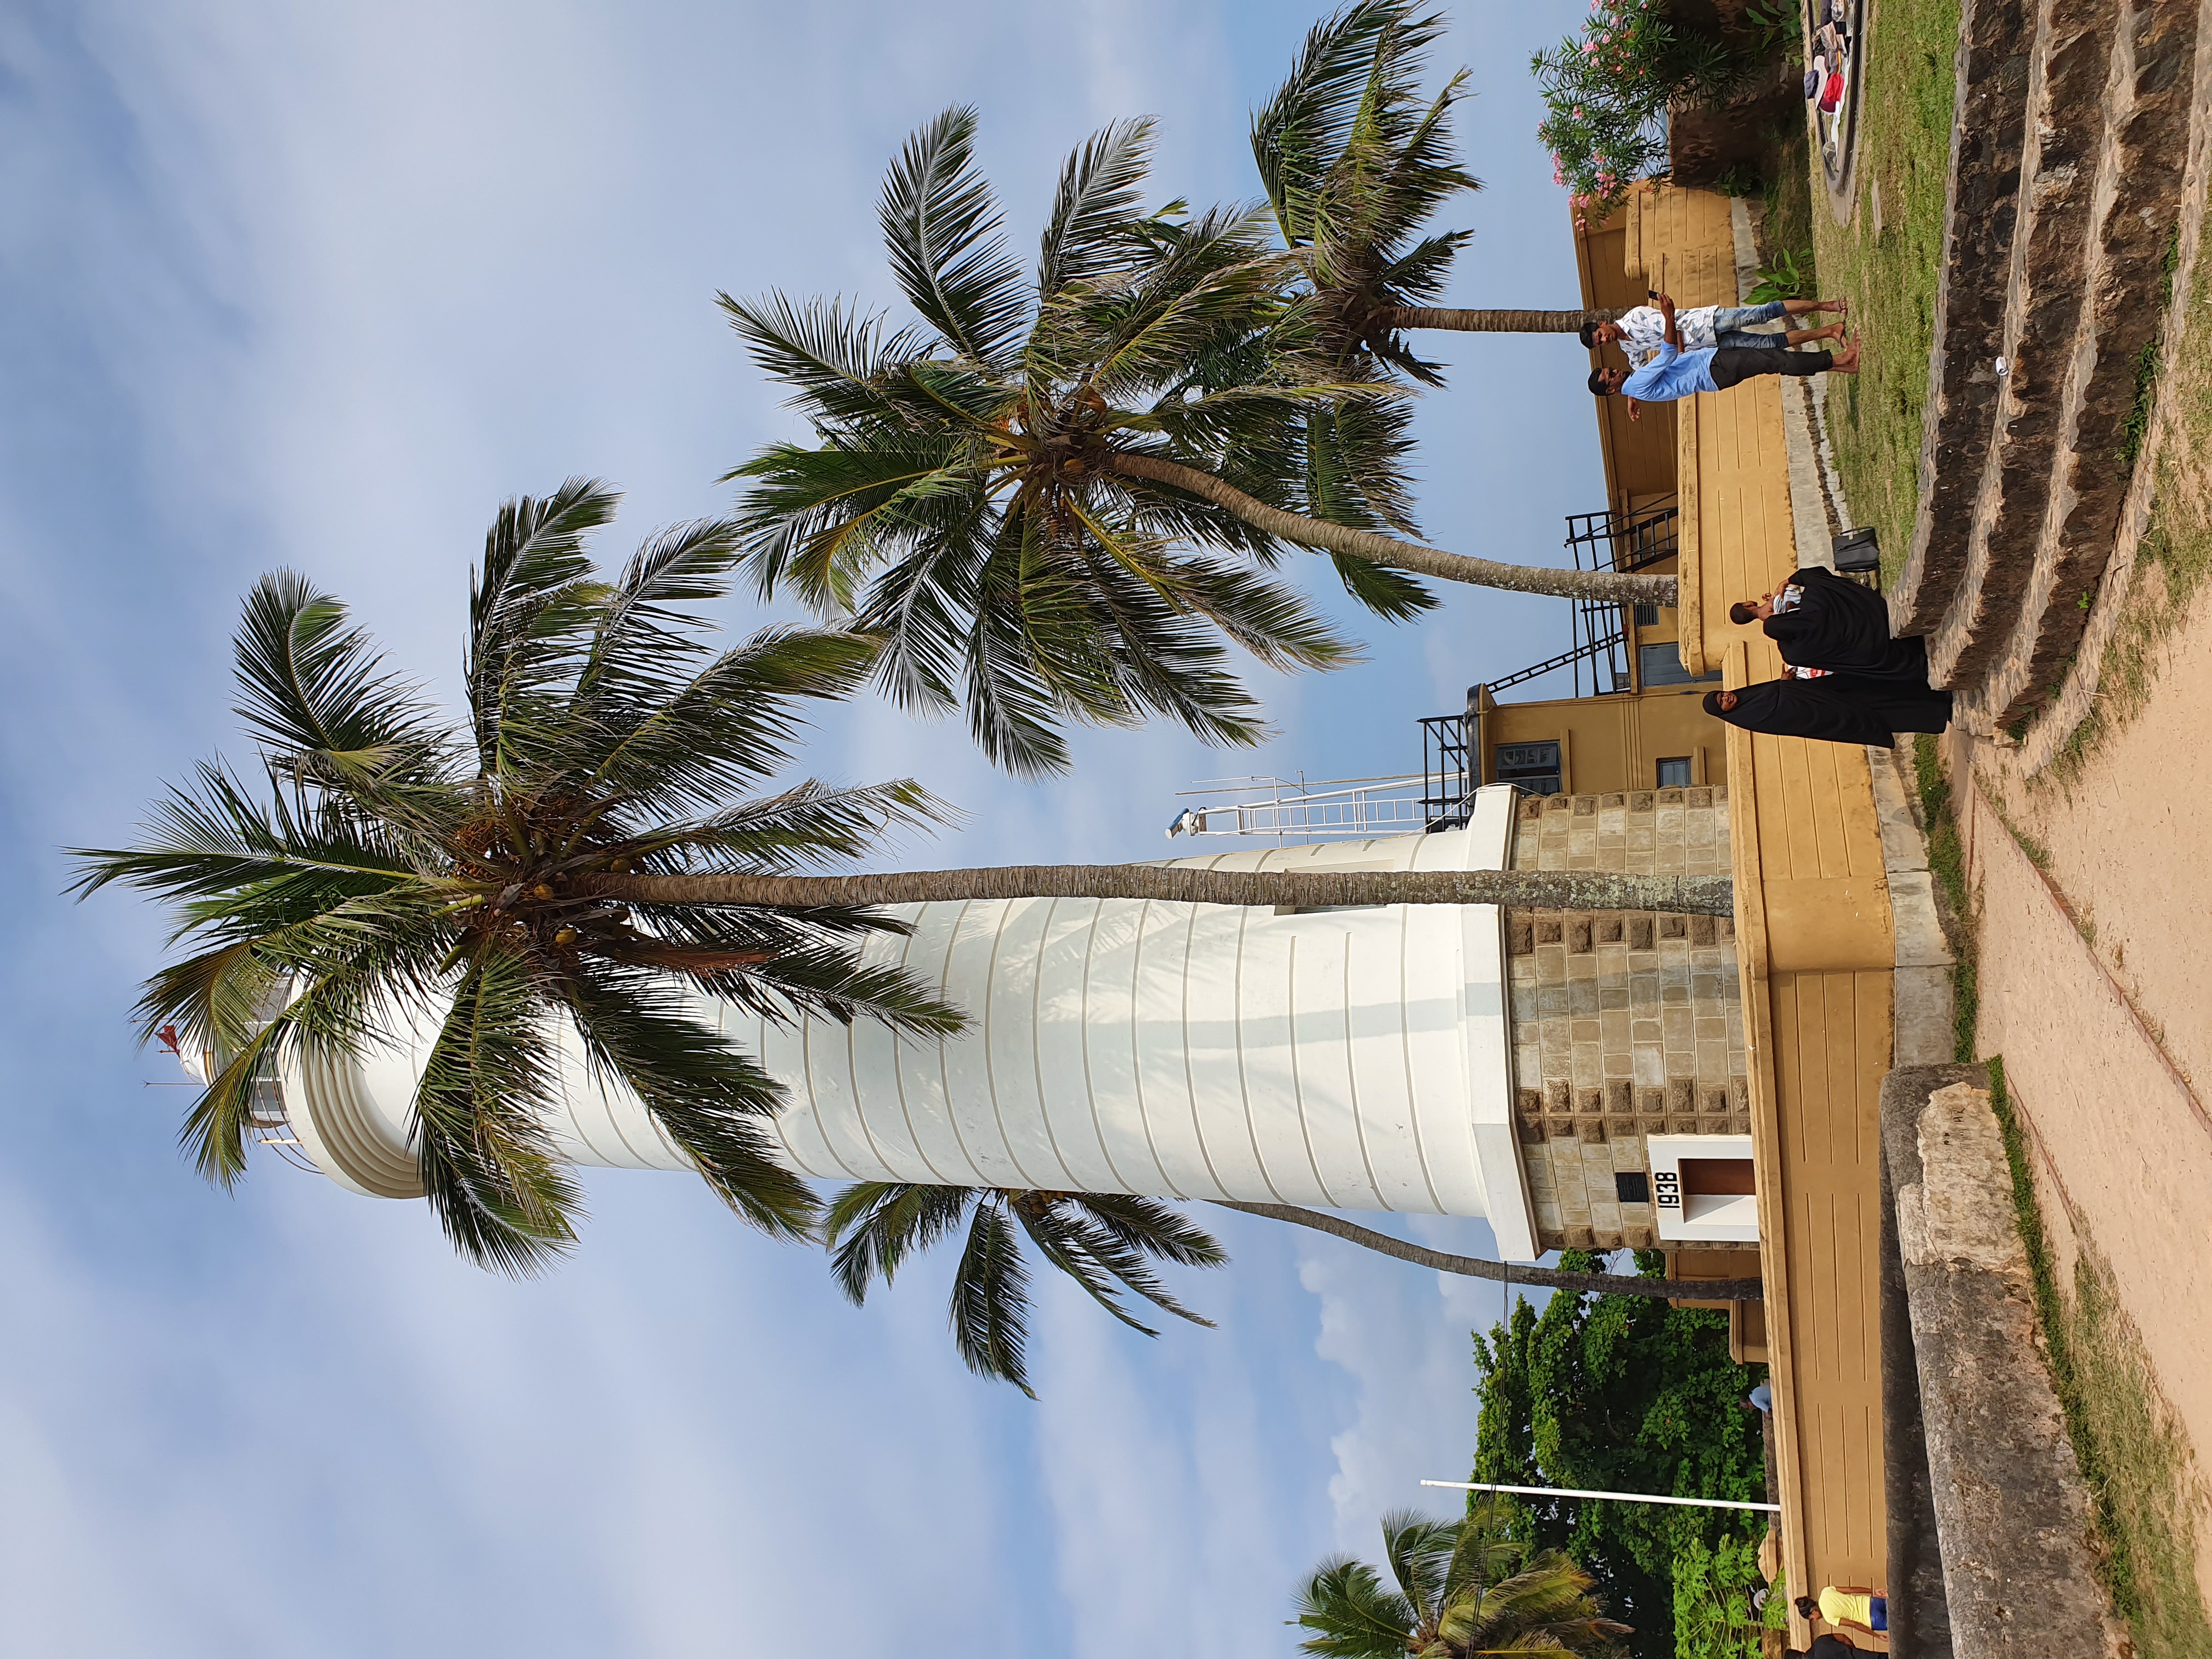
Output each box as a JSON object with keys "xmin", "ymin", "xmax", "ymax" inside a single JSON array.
[
  {"xmin": 822, "ymin": 1181, "xmax": 979, "ymax": 1303},
  {"xmin": 1294, "ymin": 1556, "xmax": 1422, "ymax": 1658},
  {"xmin": 879, "ymin": 106, "xmax": 1030, "ymax": 367},
  {"xmin": 574, "ymin": 626, "xmax": 883, "ymax": 817},
  {"xmin": 951, "ymin": 1197, "xmax": 1035, "ymax": 1395},
  {"xmin": 413, "ymin": 945, "xmax": 582, "ymax": 1276},
  {"xmin": 1037, "ymin": 117, "xmax": 1158, "ymax": 301},
  {"xmin": 1012, "ymin": 1198, "xmax": 1219, "ymax": 1335},
  {"xmin": 718, "ymin": 290, "xmax": 928, "ymax": 424},
  {"xmin": 566, "ymin": 969, "xmax": 817, "ymax": 1240},
  {"xmin": 232, "ymin": 571, "xmax": 449, "ymax": 786},
  {"xmin": 1254, "ymin": 1, "xmax": 1425, "ymax": 240},
  {"xmin": 1377, "ymin": 1507, "xmax": 1460, "ymax": 1622},
  {"xmin": 467, "ymin": 477, "xmax": 621, "ymax": 777}
]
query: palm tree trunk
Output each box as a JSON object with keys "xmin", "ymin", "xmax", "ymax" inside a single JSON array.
[
  {"xmin": 580, "ymin": 865, "xmax": 1732, "ymax": 915},
  {"xmin": 1384, "ymin": 306, "xmax": 1625, "ymax": 332},
  {"xmin": 1211, "ymin": 1200, "xmax": 1764, "ymax": 1303},
  {"xmin": 1103, "ymin": 453, "xmax": 1675, "ymax": 607}
]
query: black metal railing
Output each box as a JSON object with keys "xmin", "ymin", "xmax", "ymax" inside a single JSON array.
[
  {"xmin": 1418, "ymin": 707, "xmax": 1477, "ymax": 831},
  {"xmin": 1477, "ymin": 496, "xmax": 1680, "ymax": 697},
  {"xmin": 1562, "ymin": 495, "xmax": 1679, "ymax": 696}
]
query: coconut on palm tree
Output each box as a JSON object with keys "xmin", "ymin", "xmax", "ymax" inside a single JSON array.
[
  {"xmin": 1296, "ymin": 1503, "xmax": 1631, "ymax": 1659},
  {"xmin": 725, "ymin": 105, "xmax": 1672, "ymax": 776},
  {"xmin": 72, "ymin": 483, "xmax": 1722, "ymax": 1273},
  {"xmin": 1253, "ymin": 0, "xmax": 1624, "ymax": 387}
]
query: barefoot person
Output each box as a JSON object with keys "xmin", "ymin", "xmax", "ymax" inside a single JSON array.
[
  {"xmin": 1583, "ymin": 297, "xmax": 1848, "ymax": 367},
  {"xmin": 1731, "ymin": 566, "xmax": 1927, "ymax": 681},
  {"xmin": 1703, "ymin": 674, "xmax": 1953, "ymax": 749},
  {"xmin": 1589, "ymin": 294, "xmax": 1860, "ymax": 421}
]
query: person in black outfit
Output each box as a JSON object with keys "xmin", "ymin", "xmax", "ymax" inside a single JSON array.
[
  {"xmin": 1702, "ymin": 676, "xmax": 1954, "ymax": 748},
  {"xmin": 1717, "ymin": 564, "xmax": 2014, "ymax": 744},
  {"xmin": 1729, "ymin": 566, "xmax": 1923, "ymax": 681}
]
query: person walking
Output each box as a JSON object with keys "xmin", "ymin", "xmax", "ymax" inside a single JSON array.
[
  {"xmin": 1583, "ymin": 297, "xmax": 1848, "ymax": 366},
  {"xmin": 1589, "ymin": 294, "xmax": 1859, "ymax": 421}
]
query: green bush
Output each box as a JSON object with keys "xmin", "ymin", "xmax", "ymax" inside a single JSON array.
[
  {"xmin": 1533, "ymin": 0, "xmax": 1746, "ymax": 223},
  {"xmin": 1672, "ymin": 1532, "xmax": 1768, "ymax": 1659}
]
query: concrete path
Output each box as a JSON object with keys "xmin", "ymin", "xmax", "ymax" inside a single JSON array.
[{"xmin": 1957, "ymin": 646, "xmax": 2212, "ymax": 1604}]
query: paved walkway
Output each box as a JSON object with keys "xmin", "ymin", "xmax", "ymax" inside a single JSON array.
[{"xmin": 1960, "ymin": 592, "xmax": 2212, "ymax": 1605}]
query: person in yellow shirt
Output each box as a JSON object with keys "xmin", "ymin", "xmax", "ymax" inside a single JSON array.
[{"xmin": 1796, "ymin": 1586, "xmax": 1887, "ymax": 1637}]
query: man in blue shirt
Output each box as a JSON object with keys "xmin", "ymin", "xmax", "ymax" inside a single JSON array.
[{"xmin": 1589, "ymin": 292, "xmax": 1859, "ymax": 421}]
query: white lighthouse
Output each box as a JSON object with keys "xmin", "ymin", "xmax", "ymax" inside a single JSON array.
[{"xmin": 262, "ymin": 785, "xmax": 1542, "ymax": 1259}]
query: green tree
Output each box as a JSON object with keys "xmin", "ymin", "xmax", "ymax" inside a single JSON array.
[
  {"xmin": 1532, "ymin": 0, "xmax": 1748, "ymax": 223},
  {"xmin": 1472, "ymin": 1250, "xmax": 1767, "ymax": 1659},
  {"xmin": 1253, "ymin": 0, "xmax": 1623, "ymax": 396},
  {"xmin": 725, "ymin": 105, "xmax": 1674, "ymax": 777},
  {"xmin": 72, "ymin": 486, "xmax": 1723, "ymax": 1277},
  {"xmin": 1293, "ymin": 1500, "xmax": 1632, "ymax": 1658}
]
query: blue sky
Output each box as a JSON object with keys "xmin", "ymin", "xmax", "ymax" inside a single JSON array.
[{"xmin": 0, "ymin": 3, "xmax": 1603, "ymax": 1653}]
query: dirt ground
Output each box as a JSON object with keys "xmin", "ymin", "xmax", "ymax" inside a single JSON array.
[{"xmin": 1966, "ymin": 583, "xmax": 2212, "ymax": 1620}]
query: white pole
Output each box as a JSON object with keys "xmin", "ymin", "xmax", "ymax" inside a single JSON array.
[{"xmin": 1422, "ymin": 1480, "xmax": 1780, "ymax": 1514}]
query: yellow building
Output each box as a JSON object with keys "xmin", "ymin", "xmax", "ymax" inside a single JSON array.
[{"xmin": 1571, "ymin": 182, "xmax": 1898, "ymax": 1655}]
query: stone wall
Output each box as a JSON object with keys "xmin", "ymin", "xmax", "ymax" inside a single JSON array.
[{"xmin": 1505, "ymin": 788, "xmax": 1751, "ymax": 1252}]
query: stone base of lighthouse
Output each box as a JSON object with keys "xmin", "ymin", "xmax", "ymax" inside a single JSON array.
[{"xmin": 1502, "ymin": 786, "xmax": 1748, "ymax": 1254}]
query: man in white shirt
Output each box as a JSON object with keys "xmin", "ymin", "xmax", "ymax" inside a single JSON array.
[{"xmin": 1583, "ymin": 296, "xmax": 1848, "ymax": 367}]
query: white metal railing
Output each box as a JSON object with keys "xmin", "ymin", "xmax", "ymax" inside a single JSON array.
[{"xmin": 1165, "ymin": 772, "xmax": 1472, "ymax": 842}]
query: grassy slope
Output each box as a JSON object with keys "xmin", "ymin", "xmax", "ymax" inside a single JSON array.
[{"xmin": 1805, "ymin": 0, "xmax": 1962, "ymax": 577}]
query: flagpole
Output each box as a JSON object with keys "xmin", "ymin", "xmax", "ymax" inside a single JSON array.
[{"xmin": 1422, "ymin": 1480, "xmax": 1780, "ymax": 1514}]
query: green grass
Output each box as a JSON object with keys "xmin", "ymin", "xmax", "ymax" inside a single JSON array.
[
  {"xmin": 1910, "ymin": 735, "xmax": 1979, "ymax": 1061},
  {"xmin": 1760, "ymin": 123, "xmax": 1815, "ymax": 264},
  {"xmin": 1753, "ymin": 119, "xmax": 1815, "ymax": 301},
  {"xmin": 1803, "ymin": 0, "xmax": 1963, "ymax": 578},
  {"xmin": 1982, "ymin": 1061, "xmax": 2212, "ymax": 1659}
]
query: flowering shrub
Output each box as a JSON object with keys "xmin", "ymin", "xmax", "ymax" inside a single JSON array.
[{"xmin": 1533, "ymin": 0, "xmax": 1744, "ymax": 223}]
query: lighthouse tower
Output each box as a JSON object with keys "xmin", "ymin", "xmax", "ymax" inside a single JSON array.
[{"xmin": 263, "ymin": 786, "xmax": 1543, "ymax": 1259}]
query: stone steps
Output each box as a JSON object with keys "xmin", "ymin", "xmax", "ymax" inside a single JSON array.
[
  {"xmin": 2010, "ymin": 9, "xmax": 2212, "ymax": 775},
  {"xmin": 1977, "ymin": 0, "xmax": 2204, "ymax": 726},
  {"xmin": 1922, "ymin": 0, "xmax": 2120, "ymax": 689},
  {"xmin": 1895, "ymin": 0, "xmax": 2212, "ymax": 755}
]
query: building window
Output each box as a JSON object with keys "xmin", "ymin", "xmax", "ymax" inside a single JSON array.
[
  {"xmin": 1494, "ymin": 741, "xmax": 1562, "ymax": 796},
  {"xmin": 1639, "ymin": 642, "xmax": 1720, "ymax": 687},
  {"xmin": 1656, "ymin": 756, "xmax": 1693, "ymax": 788},
  {"xmin": 1633, "ymin": 602, "xmax": 1660, "ymax": 628}
]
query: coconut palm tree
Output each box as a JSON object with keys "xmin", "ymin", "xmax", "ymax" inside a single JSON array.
[
  {"xmin": 71, "ymin": 483, "xmax": 1723, "ymax": 1273},
  {"xmin": 724, "ymin": 105, "xmax": 1672, "ymax": 777},
  {"xmin": 1295, "ymin": 1503, "xmax": 1631, "ymax": 1659},
  {"xmin": 1253, "ymin": 0, "xmax": 1623, "ymax": 391}
]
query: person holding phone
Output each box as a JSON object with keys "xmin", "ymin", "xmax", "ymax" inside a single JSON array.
[{"xmin": 1589, "ymin": 293, "xmax": 1859, "ymax": 420}]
